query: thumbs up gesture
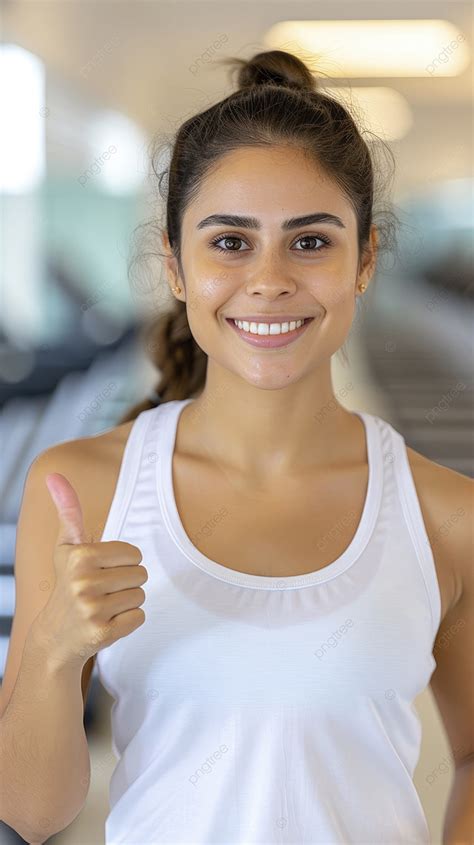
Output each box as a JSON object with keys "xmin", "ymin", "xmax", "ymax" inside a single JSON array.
[{"xmin": 37, "ymin": 472, "xmax": 148, "ymax": 668}]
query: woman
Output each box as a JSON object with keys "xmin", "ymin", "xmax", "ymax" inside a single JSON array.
[{"xmin": 1, "ymin": 50, "xmax": 472, "ymax": 845}]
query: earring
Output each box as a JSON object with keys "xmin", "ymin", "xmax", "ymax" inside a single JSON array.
[
  {"xmin": 172, "ymin": 285, "xmax": 182, "ymax": 294},
  {"xmin": 358, "ymin": 283, "xmax": 367, "ymax": 293}
]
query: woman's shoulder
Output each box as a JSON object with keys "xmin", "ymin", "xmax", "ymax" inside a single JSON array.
[
  {"xmin": 405, "ymin": 444, "xmax": 473, "ymax": 615},
  {"xmin": 33, "ymin": 417, "xmax": 136, "ymax": 543},
  {"xmin": 39, "ymin": 415, "xmax": 136, "ymax": 472},
  {"xmin": 405, "ymin": 443, "xmax": 472, "ymax": 528}
]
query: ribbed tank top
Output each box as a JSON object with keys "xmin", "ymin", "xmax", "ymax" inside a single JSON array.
[{"xmin": 95, "ymin": 398, "xmax": 442, "ymax": 845}]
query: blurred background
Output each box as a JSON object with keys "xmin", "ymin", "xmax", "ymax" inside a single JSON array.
[{"xmin": 0, "ymin": 1, "xmax": 472, "ymax": 843}]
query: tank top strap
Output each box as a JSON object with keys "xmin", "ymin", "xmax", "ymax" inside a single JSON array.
[
  {"xmin": 99, "ymin": 407, "xmax": 157, "ymax": 543},
  {"xmin": 380, "ymin": 418, "xmax": 442, "ymax": 641},
  {"xmin": 152, "ymin": 397, "xmax": 194, "ymax": 461}
]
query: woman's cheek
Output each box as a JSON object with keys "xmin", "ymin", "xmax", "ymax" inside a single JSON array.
[
  {"xmin": 318, "ymin": 275, "xmax": 356, "ymax": 311},
  {"xmin": 185, "ymin": 274, "xmax": 228, "ymax": 315}
]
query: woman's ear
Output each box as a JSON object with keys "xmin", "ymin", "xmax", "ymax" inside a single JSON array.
[
  {"xmin": 161, "ymin": 231, "xmax": 182, "ymax": 296},
  {"xmin": 356, "ymin": 224, "xmax": 379, "ymax": 294},
  {"xmin": 161, "ymin": 230, "xmax": 172, "ymax": 253}
]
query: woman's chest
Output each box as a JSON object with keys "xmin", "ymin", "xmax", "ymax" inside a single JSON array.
[
  {"xmin": 172, "ymin": 452, "xmax": 368, "ymax": 578},
  {"xmin": 171, "ymin": 449, "xmax": 453, "ymax": 626}
]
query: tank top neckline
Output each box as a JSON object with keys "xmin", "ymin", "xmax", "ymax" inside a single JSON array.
[{"xmin": 155, "ymin": 398, "xmax": 384, "ymax": 590}]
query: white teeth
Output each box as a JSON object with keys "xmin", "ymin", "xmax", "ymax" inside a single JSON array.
[{"xmin": 233, "ymin": 319, "xmax": 305, "ymax": 335}]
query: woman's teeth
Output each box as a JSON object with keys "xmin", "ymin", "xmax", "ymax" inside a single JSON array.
[{"xmin": 232, "ymin": 319, "xmax": 307, "ymax": 335}]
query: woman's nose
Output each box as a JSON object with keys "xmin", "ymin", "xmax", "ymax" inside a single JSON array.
[{"xmin": 244, "ymin": 255, "xmax": 297, "ymax": 298}]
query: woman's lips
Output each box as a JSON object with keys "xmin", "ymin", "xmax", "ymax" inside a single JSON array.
[{"xmin": 225, "ymin": 317, "xmax": 314, "ymax": 348}]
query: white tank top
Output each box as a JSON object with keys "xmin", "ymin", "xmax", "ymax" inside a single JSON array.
[{"xmin": 95, "ymin": 398, "xmax": 442, "ymax": 845}]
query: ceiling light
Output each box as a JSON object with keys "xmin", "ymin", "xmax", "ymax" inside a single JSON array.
[{"xmin": 264, "ymin": 20, "xmax": 469, "ymax": 77}]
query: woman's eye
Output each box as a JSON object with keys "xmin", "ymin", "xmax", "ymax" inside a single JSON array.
[
  {"xmin": 209, "ymin": 233, "xmax": 332, "ymax": 254},
  {"xmin": 209, "ymin": 236, "xmax": 250, "ymax": 253},
  {"xmin": 293, "ymin": 235, "xmax": 331, "ymax": 251}
]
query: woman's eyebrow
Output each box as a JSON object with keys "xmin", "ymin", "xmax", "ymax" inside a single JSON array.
[{"xmin": 196, "ymin": 212, "xmax": 346, "ymax": 231}]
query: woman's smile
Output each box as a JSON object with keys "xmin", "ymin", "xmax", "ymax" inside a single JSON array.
[{"xmin": 225, "ymin": 315, "xmax": 315, "ymax": 348}]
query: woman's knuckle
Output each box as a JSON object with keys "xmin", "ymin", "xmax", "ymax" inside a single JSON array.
[
  {"xmin": 71, "ymin": 577, "xmax": 86, "ymax": 597},
  {"xmin": 69, "ymin": 546, "xmax": 86, "ymax": 568},
  {"xmin": 83, "ymin": 597, "xmax": 100, "ymax": 621},
  {"xmin": 73, "ymin": 544, "xmax": 97, "ymax": 571}
]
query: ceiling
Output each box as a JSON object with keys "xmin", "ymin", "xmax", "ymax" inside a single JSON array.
[
  {"xmin": 2, "ymin": 0, "xmax": 472, "ymax": 140},
  {"xmin": 1, "ymin": 0, "xmax": 472, "ymax": 199}
]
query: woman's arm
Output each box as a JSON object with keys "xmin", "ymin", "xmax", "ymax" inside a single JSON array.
[
  {"xmin": 443, "ymin": 758, "xmax": 474, "ymax": 845},
  {"xmin": 0, "ymin": 448, "xmax": 94, "ymax": 841},
  {"xmin": 428, "ymin": 469, "xmax": 474, "ymax": 844}
]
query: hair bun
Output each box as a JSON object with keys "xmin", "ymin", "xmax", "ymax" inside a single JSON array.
[{"xmin": 235, "ymin": 49, "xmax": 318, "ymax": 94}]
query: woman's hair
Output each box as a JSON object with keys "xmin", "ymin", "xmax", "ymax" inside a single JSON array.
[{"xmin": 119, "ymin": 48, "xmax": 398, "ymax": 424}]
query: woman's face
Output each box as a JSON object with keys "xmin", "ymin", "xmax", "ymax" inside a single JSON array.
[{"xmin": 164, "ymin": 144, "xmax": 377, "ymax": 391}]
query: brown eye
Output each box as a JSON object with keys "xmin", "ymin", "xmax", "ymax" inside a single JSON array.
[
  {"xmin": 292, "ymin": 234, "xmax": 332, "ymax": 251},
  {"xmin": 209, "ymin": 235, "xmax": 250, "ymax": 253}
]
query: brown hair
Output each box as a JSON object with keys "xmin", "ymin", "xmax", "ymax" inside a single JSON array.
[{"xmin": 119, "ymin": 49, "xmax": 397, "ymax": 424}]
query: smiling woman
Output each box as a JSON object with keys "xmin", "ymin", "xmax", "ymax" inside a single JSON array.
[
  {"xmin": 4, "ymin": 45, "xmax": 470, "ymax": 845},
  {"xmin": 47, "ymin": 43, "xmax": 468, "ymax": 845},
  {"xmin": 82, "ymin": 47, "xmax": 473, "ymax": 845}
]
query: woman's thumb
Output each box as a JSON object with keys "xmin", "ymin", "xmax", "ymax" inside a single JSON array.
[{"xmin": 45, "ymin": 472, "xmax": 87, "ymax": 546}]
